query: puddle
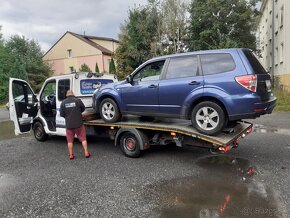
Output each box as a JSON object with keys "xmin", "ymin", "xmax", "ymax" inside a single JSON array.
[
  {"xmin": 197, "ymin": 156, "xmax": 255, "ymax": 181},
  {"xmin": 253, "ymin": 124, "xmax": 290, "ymax": 135},
  {"xmin": 0, "ymin": 121, "xmax": 31, "ymax": 141},
  {"xmin": 145, "ymin": 156, "xmax": 280, "ymax": 218}
]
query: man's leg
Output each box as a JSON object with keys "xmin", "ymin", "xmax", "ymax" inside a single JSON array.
[
  {"xmin": 66, "ymin": 128, "xmax": 75, "ymax": 159},
  {"xmin": 82, "ymin": 140, "xmax": 89, "ymax": 153},
  {"xmin": 76, "ymin": 125, "xmax": 90, "ymax": 157},
  {"xmin": 68, "ymin": 142, "xmax": 74, "ymax": 155}
]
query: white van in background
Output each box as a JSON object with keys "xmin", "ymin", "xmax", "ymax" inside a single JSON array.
[{"xmin": 9, "ymin": 72, "xmax": 117, "ymax": 141}]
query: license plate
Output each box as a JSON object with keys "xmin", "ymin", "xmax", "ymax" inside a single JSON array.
[{"xmin": 266, "ymin": 80, "xmax": 271, "ymax": 91}]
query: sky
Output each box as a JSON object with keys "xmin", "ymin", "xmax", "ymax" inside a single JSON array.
[{"xmin": 0, "ymin": 0, "xmax": 148, "ymax": 52}]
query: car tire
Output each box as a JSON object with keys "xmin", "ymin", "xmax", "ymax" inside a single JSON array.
[
  {"xmin": 33, "ymin": 121, "xmax": 48, "ymax": 141},
  {"xmin": 120, "ymin": 132, "xmax": 141, "ymax": 158},
  {"xmin": 99, "ymin": 98, "xmax": 121, "ymax": 123},
  {"xmin": 191, "ymin": 101, "xmax": 227, "ymax": 135}
]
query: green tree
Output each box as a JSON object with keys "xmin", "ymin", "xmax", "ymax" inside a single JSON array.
[
  {"xmin": 188, "ymin": 0, "xmax": 258, "ymax": 51},
  {"xmin": 115, "ymin": 0, "xmax": 188, "ymax": 79},
  {"xmin": 115, "ymin": 6, "xmax": 159, "ymax": 79},
  {"xmin": 5, "ymin": 35, "xmax": 52, "ymax": 91},
  {"xmin": 109, "ymin": 59, "xmax": 116, "ymax": 74},
  {"xmin": 160, "ymin": 0, "xmax": 188, "ymax": 54},
  {"xmin": 95, "ymin": 62, "xmax": 99, "ymax": 73},
  {"xmin": 79, "ymin": 63, "xmax": 91, "ymax": 72},
  {"xmin": 0, "ymin": 25, "xmax": 3, "ymax": 42},
  {"xmin": 0, "ymin": 33, "xmax": 51, "ymax": 103}
]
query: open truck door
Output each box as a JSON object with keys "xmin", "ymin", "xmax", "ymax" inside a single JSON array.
[{"xmin": 9, "ymin": 78, "xmax": 38, "ymax": 135}]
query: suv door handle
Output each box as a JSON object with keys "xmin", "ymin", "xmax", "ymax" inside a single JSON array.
[
  {"xmin": 148, "ymin": 84, "xmax": 158, "ymax": 88},
  {"xmin": 188, "ymin": 81, "xmax": 201, "ymax": 85}
]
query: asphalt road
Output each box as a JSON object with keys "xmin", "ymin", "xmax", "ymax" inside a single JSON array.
[{"xmin": 0, "ymin": 109, "xmax": 289, "ymax": 217}]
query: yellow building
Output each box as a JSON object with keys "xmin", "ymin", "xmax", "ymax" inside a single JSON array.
[
  {"xmin": 43, "ymin": 31, "xmax": 119, "ymax": 75},
  {"xmin": 256, "ymin": 0, "xmax": 290, "ymax": 91}
]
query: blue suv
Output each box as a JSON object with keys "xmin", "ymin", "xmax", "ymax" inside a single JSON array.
[{"xmin": 93, "ymin": 48, "xmax": 276, "ymax": 135}]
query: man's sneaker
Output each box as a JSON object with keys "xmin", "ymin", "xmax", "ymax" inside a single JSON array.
[
  {"xmin": 69, "ymin": 154, "xmax": 75, "ymax": 160},
  {"xmin": 85, "ymin": 152, "xmax": 90, "ymax": 158}
]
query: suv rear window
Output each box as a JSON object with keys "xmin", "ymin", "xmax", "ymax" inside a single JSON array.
[
  {"xmin": 200, "ymin": 53, "xmax": 235, "ymax": 75},
  {"xmin": 242, "ymin": 49, "xmax": 267, "ymax": 74}
]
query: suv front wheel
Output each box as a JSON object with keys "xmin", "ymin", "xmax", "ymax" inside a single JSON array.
[
  {"xmin": 99, "ymin": 98, "xmax": 121, "ymax": 123},
  {"xmin": 191, "ymin": 101, "xmax": 226, "ymax": 135}
]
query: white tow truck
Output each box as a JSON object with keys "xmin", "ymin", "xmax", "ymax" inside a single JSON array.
[{"xmin": 9, "ymin": 72, "xmax": 253, "ymax": 158}]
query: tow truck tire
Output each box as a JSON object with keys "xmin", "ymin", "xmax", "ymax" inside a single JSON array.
[
  {"xmin": 191, "ymin": 101, "xmax": 226, "ymax": 136},
  {"xmin": 99, "ymin": 98, "xmax": 121, "ymax": 123},
  {"xmin": 120, "ymin": 132, "xmax": 141, "ymax": 158},
  {"xmin": 33, "ymin": 121, "xmax": 48, "ymax": 141}
]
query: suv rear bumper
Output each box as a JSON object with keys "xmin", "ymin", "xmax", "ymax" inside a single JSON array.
[{"xmin": 229, "ymin": 96, "xmax": 277, "ymax": 121}]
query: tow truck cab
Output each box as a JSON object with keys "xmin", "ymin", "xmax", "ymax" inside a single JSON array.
[{"xmin": 9, "ymin": 72, "xmax": 117, "ymax": 140}]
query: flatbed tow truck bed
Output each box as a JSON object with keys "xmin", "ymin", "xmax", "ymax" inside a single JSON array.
[{"xmin": 83, "ymin": 115, "xmax": 253, "ymax": 158}]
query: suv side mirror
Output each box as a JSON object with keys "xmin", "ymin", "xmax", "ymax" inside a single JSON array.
[{"xmin": 126, "ymin": 75, "xmax": 132, "ymax": 83}]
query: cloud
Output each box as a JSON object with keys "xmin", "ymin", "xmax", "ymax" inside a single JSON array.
[{"xmin": 0, "ymin": 0, "xmax": 147, "ymax": 52}]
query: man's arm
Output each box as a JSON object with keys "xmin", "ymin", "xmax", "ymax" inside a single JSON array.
[
  {"xmin": 79, "ymin": 99, "xmax": 85, "ymax": 112},
  {"xmin": 60, "ymin": 102, "xmax": 65, "ymax": 118}
]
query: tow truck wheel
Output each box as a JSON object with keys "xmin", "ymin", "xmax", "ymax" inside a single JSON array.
[
  {"xmin": 99, "ymin": 98, "xmax": 121, "ymax": 123},
  {"xmin": 120, "ymin": 132, "xmax": 141, "ymax": 158},
  {"xmin": 33, "ymin": 121, "xmax": 48, "ymax": 141},
  {"xmin": 191, "ymin": 101, "xmax": 226, "ymax": 135}
]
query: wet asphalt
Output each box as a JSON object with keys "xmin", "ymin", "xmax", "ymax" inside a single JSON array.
[{"xmin": 0, "ymin": 108, "xmax": 289, "ymax": 217}]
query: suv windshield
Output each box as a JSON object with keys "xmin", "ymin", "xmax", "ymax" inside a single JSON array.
[{"xmin": 242, "ymin": 49, "xmax": 267, "ymax": 74}]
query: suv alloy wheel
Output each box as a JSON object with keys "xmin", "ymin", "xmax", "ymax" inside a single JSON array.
[
  {"xmin": 99, "ymin": 98, "xmax": 121, "ymax": 123},
  {"xmin": 191, "ymin": 101, "xmax": 227, "ymax": 135}
]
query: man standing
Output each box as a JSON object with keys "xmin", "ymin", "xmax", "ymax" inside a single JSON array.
[{"xmin": 60, "ymin": 90, "xmax": 90, "ymax": 159}]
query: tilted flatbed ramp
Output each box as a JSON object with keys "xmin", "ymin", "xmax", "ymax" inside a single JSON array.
[{"xmin": 84, "ymin": 116, "xmax": 253, "ymax": 147}]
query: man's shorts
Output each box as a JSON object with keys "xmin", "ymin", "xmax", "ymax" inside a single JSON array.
[{"xmin": 66, "ymin": 125, "xmax": 86, "ymax": 143}]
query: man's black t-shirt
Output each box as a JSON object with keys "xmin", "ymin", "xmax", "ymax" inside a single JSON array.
[{"xmin": 60, "ymin": 96, "xmax": 85, "ymax": 129}]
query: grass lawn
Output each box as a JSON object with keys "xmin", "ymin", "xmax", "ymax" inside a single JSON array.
[
  {"xmin": 273, "ymin": 89, "xmax": 290, "ymax": 111},
  {"xmin": 0, "ymin": 104, "xmax": 6, "ymax": 109}
]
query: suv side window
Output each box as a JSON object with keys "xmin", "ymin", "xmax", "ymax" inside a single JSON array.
[
  {"xmin": 58, "ymin": 79, "xmax": 70, "ymax": 101},
  {"xmin": 165, "ymin": 56, "xmax": 198, "ymax": 79},
  {"xmin": 133, "ymin": 61, "xmax": 165, "ymax": 82},
  {"xmin": 200, "ymin": 53, "xmax": 236, "ymax": 75}
]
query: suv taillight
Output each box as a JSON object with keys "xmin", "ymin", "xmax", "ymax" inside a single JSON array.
[{"xmin": 235, "ymin": 75, "xmax": 257, "ymax": 92}]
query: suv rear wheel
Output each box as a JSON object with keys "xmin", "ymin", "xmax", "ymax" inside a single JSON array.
[
  {"xmin": 191, "ymin": 101, "xmax": 226, "ymax": 135},
  {"xmin": 99, "ymin": 98, "xmax": 121, "ymax": 123}
]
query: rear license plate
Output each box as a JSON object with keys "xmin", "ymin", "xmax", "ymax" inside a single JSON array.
[{"xmin": 266, "ymin": 80, "xmax": 271, "ymax": 91}]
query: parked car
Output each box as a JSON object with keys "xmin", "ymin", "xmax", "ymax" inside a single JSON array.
[{"xmin": 92, "ymin": 48, "xmax": 276, "ymax": 135}]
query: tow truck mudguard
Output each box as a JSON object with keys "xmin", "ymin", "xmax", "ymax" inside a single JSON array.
[{"xmin": 115, "ymin": 128, "xmax": 150, "ymax": 150}]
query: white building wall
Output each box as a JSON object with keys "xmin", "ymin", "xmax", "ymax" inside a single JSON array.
[{"xmin": 257, "ymin": 0, "xmax": 290, "ymax": 90}]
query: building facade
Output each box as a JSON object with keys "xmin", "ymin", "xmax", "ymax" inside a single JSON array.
[
  {"xmin": 43, "ymin": 31, "xmax": 119, "ymax": 75},
  {"xmin": 256, "ymin": 0, "xmax": 290, "ymax": 91}
]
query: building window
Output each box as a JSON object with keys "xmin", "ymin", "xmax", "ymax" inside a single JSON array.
[
  {"xmin": 280, "ymin": 6, "xmax": 284, "ymax": 28},
  {"xmin": 269, "ymin": 52, "xmax": 272, "ymax": 69},
  {"xmin": 280, "ymin": 43, "xmax": 284, "ymax": 63},
  {"xmin": 275, "ymin": 47, "xmax": 278, "ymax": 66},
  {"xmin": 275, "ymin": 13, "xmax": 279, "ymax": 33},
  {"xmin": 67, "ymin": 49, "xmax": 72, "ymax": 58}
]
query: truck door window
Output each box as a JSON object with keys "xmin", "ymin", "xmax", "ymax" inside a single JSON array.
[
  {"xmin": 12, "ymin": 82, "xmax": 34, "ymax": 104},
  {"xmin": 58, "ymin": 79, "xmax": 70, "ymax": 101},
  {"xmin": 40, "ymin": 80, "xmax": 56, "ymax": 117},
  {"xmin": 41, "ymin": 81, "xmax": 56, "ymax": 100}
]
